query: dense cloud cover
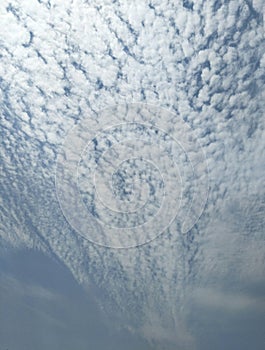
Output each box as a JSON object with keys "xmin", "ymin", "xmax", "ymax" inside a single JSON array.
[{"xmin": 0, "ymin": 0, "xmax": 265, "ymax": 349}]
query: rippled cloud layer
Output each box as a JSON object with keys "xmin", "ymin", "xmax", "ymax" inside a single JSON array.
[{"xmin": 0, "ymin": 0, "xmax": 265, "ymax": 349}]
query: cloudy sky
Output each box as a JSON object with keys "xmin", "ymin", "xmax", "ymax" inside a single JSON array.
[{"xmin": 0, "ymin": 0, "xmax": 265, "ymax": 349}]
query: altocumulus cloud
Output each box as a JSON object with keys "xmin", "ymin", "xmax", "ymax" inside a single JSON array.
[{"xmin": 0, "ymin": 0, "xmax": 265, "ymax": 349}]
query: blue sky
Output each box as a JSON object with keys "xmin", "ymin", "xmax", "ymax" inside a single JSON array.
[
  {"xmin": 0, "ymin": 247, "xmax": 153, "ymax": 350},
  {"xmin": 1, "ymin": 244, "xmax": 264, "ymax": 350}
]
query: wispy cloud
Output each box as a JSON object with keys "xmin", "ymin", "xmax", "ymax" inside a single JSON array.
[
  {"xmin": 0, "ymin": 273, "xmax": 57, "ymax": 300},
  {"xmin": 193, "ymin": 287, "xmax": 265, "ymax": 312}
]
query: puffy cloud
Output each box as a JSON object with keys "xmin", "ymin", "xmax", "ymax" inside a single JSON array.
[{"xmin": 0, "ymin": 0, "xmax": 264, "ymax": 348}]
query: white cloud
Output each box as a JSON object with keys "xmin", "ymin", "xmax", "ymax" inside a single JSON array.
[
  {"xmin": 193, "ymin": 287, "xmax": 265, "ymax": 312},
  {"xmin": 0, "ymin": 0, "xmax": 264, "ymax": 347}
]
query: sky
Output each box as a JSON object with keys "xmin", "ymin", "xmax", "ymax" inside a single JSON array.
[
  {"xmin": 1, "ymin": 243, "xmax": 264, "ymax": 350},
  {"xmin": 0, "ymin": 247, "xmax": 153, "ymax": 350},
  {"xmin": 0, "ymin": 0, "xmax": 265, "ymax": 349}
]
